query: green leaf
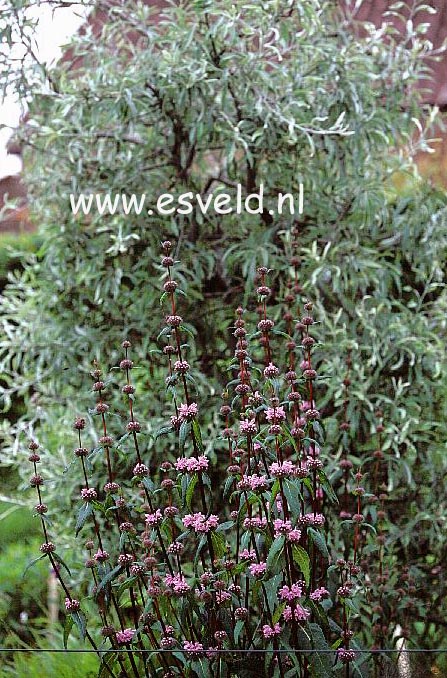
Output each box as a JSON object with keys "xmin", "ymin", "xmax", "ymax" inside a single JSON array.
[
  {"xmin": 52, "ymin": 552, "xmax": 72, "ymax": 577},
  {"xmin": 71, "ymin": 610, "xmax": 87, "ymax": 640},
  {"xmin": 308, "ymin": 527, "xmax": 329, "ymax": 559},
  {"xmin": 193, "ymin": 534, "xmax": 207, "ymax": 571},
  {"xmin": 282, "ymin": 478, "xmax": 303, "ymax": 515},
  {"xmin": 142, "ymin": 476, "xmax": 155, "ymax": 493},
  {"xmin": 263, "ymin": 574, "xmax": 282, "ymax": 614},
  {"xmin": 22, "ymin": 554, "xmax": 46, "ymax": 578},
  {"xmin": 269, "ymin": 478, "xmax": 280, "ymax": 505},
  {"xmin": 272, "ymin": 601, "xmax": 287, "ymax": 624},
  {"xmin": 211, "ymin": 530, "xmax": 226, "ymax": 558},
  {"xmin": 116, "ymin": 575, "xmax": 138, "ymax": 599},
  {"xmin": 63, "ymin": 614, "xmax": 74, "ymax": 649},
  {"xmin": 308, "ymin": 623, "xmax": 333, "ymax": 678},
  {"xmin": 192, "ymin": 419, "xmax": 204, "ymax": 453},
  {"xmin": 96, "ymin": 564, "xmax": 122, "ymax": 597},
  {"xmin": 223, "ymin": 475, "xmax": 235, "ymax": 501},
  {"xmin": 75, "ymin": 501, "xmax": 93, "ymax": 536},
  {"xmin": 154, "ymin": 425, "xmax": 174, "ymax": 440},
  {"xmin": 234, "ymin": 619, "xmax": 245, "ymax": 643},
  {"xmin": 292, "ymin": 544, "xmax": 310, "ymax": 586},
  {"xmin": 185, "ymin": 473, "xmax": 198, "ymax": 510},
  {"xmin": 179, "ymin": 421, "xmax": 190, "ymax": 453},
  {"xmin": 98, "ymin": 651, "xmax": 118, "ymax": 678},
  {"xmin": 317, "ymin": 469, "xmax": 338, "ymax": 504},
  {"xmin": 267, "ymin": 536, "xmax": 285, "ymax": 574}
]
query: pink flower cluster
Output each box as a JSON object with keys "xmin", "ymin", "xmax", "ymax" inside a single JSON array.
[
  {"xmin": 174, "ymin": 455, "xmax": 209, "ymax": 473},
  {"xmin": 240, "ymin": 548, "xmax": 257, "ymax": 561},
  {"xmin": 237, "ymin": 474, "xmax": 268, "ymax": 492},
  {"xmin": 178, "ymin": 402, "xmax": 198, "ymax": 421},
  {"xmin": 264, "ymin": 362, "xmax": 280, "ymax": 378},
  {"xmin": 299, "ymin": 512, "xmax": 326, "ymax": 527},
  {"xmin": 283, "ymin": 604, "xmax": 310, "ymax": 622},
  {"xmin": 262, "ymin": 623, "xmax": 282, "ymax": 639},
  {"xmin": 183, "ymin": 641, "xmax": 204, "ymax": 657},
  {"xmin": 243, "ymin": 516, "xmax": 267, "ymax": 531},
  {"xmin": 273, "ymin": 519, "xmax": 301, "ymax": 543},
  {"xmin": 249, "ymin": 561, "xmax": 267, "ymax": 578},
  {"xmin": 116, "ymin": 628, "xmax": 135, "ymax": 644},
  {"xmin": 183, "ymin": 512, "xmax": 219, "ymax": 533},
  {"xmin": 165, "ymin": 573, "xmax": 190, "ymax": 595},
  {"xmin": 310, "ymin": 587, "xmax": 330, "ymax": 602},
  {"xmin": 215, "ymin": 590, "xmax": 232, "ymax": 604},
  {"xmin": 265, "ymin": 406, "xmax": 286, "ymax": 423},
  {"xmin": 270, "ymin": 460, "xmax": 295, "ymax": 478},
  {"xmin": 64, "ymin": 597, "xmax": 80, "ymax": 611},
  {"xmin": 145, "ymin": 509, "xmax": 163, "ymax": 526},
  {"xmin": 278, "ymin": 583, "xmax": 303, "ymax": 602},
  {"xmin": 239, "ymin": 418, "xmax": 257, "ymax": 435}
]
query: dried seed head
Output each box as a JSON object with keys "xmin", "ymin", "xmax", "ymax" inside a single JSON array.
[
  {"xmin": 40, "ymin": 542, "xmax": 56, "ymax": 554},
  {"xmin": 74, "ymin": 417, "xmax": 86, "ymax": 430},
  {"xmin": 163, "ymin": 280, "xmax": 178, "ymax": 293},
  {"xmin": 92, "ymin": 381, "xmax": 105, "ymax": 391}
]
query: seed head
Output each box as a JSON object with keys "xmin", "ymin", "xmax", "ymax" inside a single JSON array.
[
  {"xmin": 40, "ymin": 542, "xmax": 56, "ymax": 554},
  {"xmin": 92, "ymin": 381, "xmax": 105, "ymax": 391},
  {"xmin": 65, "ymin": 598, "xmax": 80, "ymax": 612},
  {"xmin": 35, "ymin": 503, "xmax": 48, "ymax": 514}
]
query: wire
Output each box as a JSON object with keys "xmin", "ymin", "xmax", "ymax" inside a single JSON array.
[{"xmin": 1, "ymin": 648, "xmax": 447, "ymax": 654}]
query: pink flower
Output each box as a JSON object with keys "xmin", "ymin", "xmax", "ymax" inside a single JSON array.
[
  {"xmin": 215, "ymin": 590, "xmax": 232, "ymax": 604},
  {"xmin": 183, "ymin": 512, "xmax": 219, "ymax": 533},
  {"xmin": 249, "ymin": 562, "xmax": 267, "ymax": 578},
  {"xmin": 262, "ymin": 623, "xmax": 282, "ymax": 639},
  {"xmin": 116, "ymin": 628, "xmax": 135, "ymax": 644},
  {"xmin": 165, "ymin": 574, "xmax": 190, "ymax": 595},
  {"xmin": 283, "ymin": 604, "xmax": 310, "ymax": 622},
  {"xmin": 178, "ymin": 403, "xmax": 198, "ymax": 421},
  {"xmin": 240, "ymin": 418, "xmax": 257, "ymax": 435},
  {"xmin": 299, "ymin": 512, "xmax": 325, "ymax": 527},
  {"xmin": 278, "ymin": 583, "xmax": 303, "ymax": 601},
  {"xmin": 183, "ymin": 641, "xmax": 204, "ymax": 658},
  {"xmin": 265, "ymin": 406, "xmax": 286, "ymax": 423},
  {"xmin": 206, "ymin": 515, "xmax": 219, "ymax": 529},
  {"xmin": 270, "ymin": 460, "xmax": 295, "ymax": 478},
  {"xmin": 310, "ymin": 587, "xmax": 330, "ymax": 602},
  {"xmin": 273, "ymin": 518, "xmax": 292, "ymax": 537},
  {"xmin": 287, "ymin": 528, "xmax": 302, "ymax": 543},
  {"xmin": 175, "ymin": 455, "xmax": 209, "ymax": 473},
  {"xmin": 243, "ymin": 516, "xmax": 267, "ymax": 531},
  {"xmin": 64, "ymin": 598, "xmax": 80, "ymax": 611},
  {"xmin": 80, "ymin": 488, "xmax": 97, "ymax": 502},
  {"xmin": 145, "ymin": 509, "xmax": 163, "ymax": 526},
  {"xmin": 240, "ymin": 549, "xmax": 257, "ymax": 562},
  {"xmin": 94, "ymin": 549, "xmax": 109, "ymax": 562},
  {"xmin": 237, "ymin": 474, "xmax": 268, "ymax": 492}
]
